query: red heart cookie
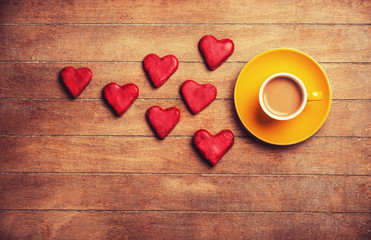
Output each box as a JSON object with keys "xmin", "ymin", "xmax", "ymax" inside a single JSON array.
[
  {"xmin": 103, "ymin": 83, "xmax": 139, "ymax": 116},
  {"xmin": 146, "ymin": 106, "xmax": 181, "ymax": 140},
  {"xmin": 193, "ymin": 129, "xmax": 234, "ymax": 166},
  {"xmin": 199, "ymin": 35, "xmax": 234, "ymax": 71},
  {"xmin": 61, "ymin": 67, "xmax": 92, "ymax": 98},
  {"xmin": 180, "ymin": 80, "xmax": 217, "ymax": 114},
  {"xmin": 143, "ymin": 54, "xmax": 178, "ymax": 88}
]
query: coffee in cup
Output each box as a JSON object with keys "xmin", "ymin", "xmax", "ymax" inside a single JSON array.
[{"xmin": 259, "ymin": 73, "xmax": 321, "ymax": 120}]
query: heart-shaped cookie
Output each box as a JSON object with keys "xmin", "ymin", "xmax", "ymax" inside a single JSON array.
[
  {"xmin": 146, "ymin": 106, "xmax": 181, "ymax": 140},
  {"xmin": 180, "ymin": 80, "xmax": 217, "ymax": 114},
  {"xmin": 143, "ymin": 54, "xmax": 178, "ymax": 88},
  {"xmin": 103, "ymin": 83, "xmax": 139, "ymax": 116},
  {"xmin": 193, "ymin": 129, "xmax": 234, "ymax": 166},
  {"xmin": 199, "ymin": 35, "xmax": 234, "ymax": 71},
  {"xmin": 60, "ymin": 67, "xmax": 92, "ymax": 98}
]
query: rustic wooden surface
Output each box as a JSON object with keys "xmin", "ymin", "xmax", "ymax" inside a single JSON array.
[{"xmin": 0, "ymin": 0, "xmax": 370, "ymax": 239}]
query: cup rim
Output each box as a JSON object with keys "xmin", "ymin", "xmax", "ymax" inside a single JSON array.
[{"xmin": 259, "ymin": 72, "xmax": 307, "ymax": 121}]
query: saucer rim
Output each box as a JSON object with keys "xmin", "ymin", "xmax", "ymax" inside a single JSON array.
[{"xmin": 234, "ymin": 48, "xmax": 332, "ymax": 145}]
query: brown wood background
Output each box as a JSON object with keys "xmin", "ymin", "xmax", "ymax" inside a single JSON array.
[{"xmin": 0, "ymin": 0, "xmax": 370, "ymax": 239}]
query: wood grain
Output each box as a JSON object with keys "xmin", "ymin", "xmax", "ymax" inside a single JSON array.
[
  {"xmin": 0, "ymin": 25, "xmax": 369, "ymax": 62},
  {"xmin": 0, "ymin": 174, "xmax": 369, "ymax": 212},
  {"xmin": 0, "ymin": 99, "xmax": 369, "ymax": 137},
  {"xmin": 0, "ymin": 136, "xmax": 369, "ymax": 175},
  {"xmin": 0, "ymin": 211, "xmax": 369, "ymax": 240},
  {"xmin": 0, "ymin": 62, "xmax": 369, "ymax": 99},
  {"xmin": 0, "ymin": 0, "xmax": 369, "ymax": 24},
  {"xmin": 0, "ymin": 1, "xmax": 369, "ymax": 238}
]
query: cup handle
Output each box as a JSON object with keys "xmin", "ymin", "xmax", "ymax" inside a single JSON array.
[{"xmin": 307, "ymin": 91, "xmax": 323, "ymax": 101}]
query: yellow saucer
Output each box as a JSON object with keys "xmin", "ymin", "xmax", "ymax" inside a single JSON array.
[{"xmin": 234, "ymin": 48, "xmax": 331, "ymax": 145}]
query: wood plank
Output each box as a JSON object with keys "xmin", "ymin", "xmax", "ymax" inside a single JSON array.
[
  {"xmin": 0, "ymin": 1, "xmax": 369, "ymax": 239},
  {"xmin": 0, "ymin": 0, "xmax": 369, "ymax": 24},
  {"xmin": 0, "ymin": 99, "xmax": 369, "ymax": 137},
  {"xmin": 0, "ymin": 211, "xmax": 369, "ymax": 240},
  {"xmin": 0, "ymin": 25, "xmax": 369, "ymax": 62},
  {"xmin": 0, "ymin": 62, "xmax": 369, "ymax": 100},
  {"xmin": 0, "ymin": 136, "xmax": 369, "ymax": 175},
  {"xmin": 0, "ymin": 174, "xmax": 369, "ymax": 212}
]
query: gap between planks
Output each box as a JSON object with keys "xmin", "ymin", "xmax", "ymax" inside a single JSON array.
[
  {"xmin": 0, "ymin": 60, "xmax": 370, "ymax": 64},
  {"xmin": 0, "ymin": 172, "xmax": 369, "ymax": 177},
  {"xmin": 0, "ymin": 135, "xmax": 369, "ymax": 139},
  {"xmin": 0, "ymin": 23, "xmax": 370, "ymax": 26},
  {"xmin": 0, "ymin": 98, "xmax": 369, "ymax": 101},
  {"xmin": 0, "ymin": 209, "xmax": 370, "ymax": 214}
]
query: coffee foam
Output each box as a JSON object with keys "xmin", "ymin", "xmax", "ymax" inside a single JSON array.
[{"xmin": 262, "ymin": 77, "xmax": 303, "ymax": 117}]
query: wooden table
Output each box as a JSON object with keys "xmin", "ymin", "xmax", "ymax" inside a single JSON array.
[{"xmin": 0, "ymin": 0, "xmax": 370, "ymax": 239}]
